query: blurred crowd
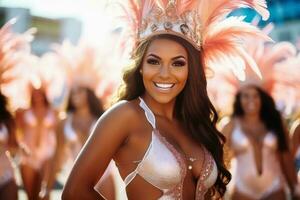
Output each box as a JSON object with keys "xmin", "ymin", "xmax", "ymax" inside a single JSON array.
[{"xmin": 0, "ymin": 10, "xmax": 300, "ymax": 200}]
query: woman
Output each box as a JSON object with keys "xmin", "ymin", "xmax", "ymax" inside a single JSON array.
[
  {"xmin": 0, "ymin": 92, "xmax": 18, "ymax": 200},
  {"xmin": 62, "ymin": 0, "xmax": 271, "ymax": 199},
  {"xmin": 47, "ymin": 86, "xmax": 116, "ymax": 199},
  {"xmin": 16, "ymin": 87, "xmax": 57, "ymax": 200},
  {"xmin": 63, "ymin": 31, "xmax": 229, "ymax": 200},
  {"xmin": 59, "ymin": 86, "xmax": 104, "ymax": 165},
  {"xmin": 223, "ymin": 85, "xmax": 298, "ymax": 200}
]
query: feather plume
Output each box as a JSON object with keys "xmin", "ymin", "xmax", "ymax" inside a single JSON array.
[
  {"xmin": 177, "ymin": 0, "xmax": 198, "ymax": 15},
  {"xmin": 141, "ymin": 0, "xmax": 156, "ymax": 17},
  {"xmin": 0, "ymin": 19, "xmax": 35, "ymax": 86},
  {"xmin": 207, "ymin": 35, "xmax": 298, "ymax": 115},
  {"xmin": 199, "ymin": 0, "xmax": 269, "ymax": 28},
  {"xmin": 203, "ymin": 16, "xmax": 271, "ymax": 79},
  {"xmin": 155, "ymin": 0, "xmax": 168, "ymax": 9},
  {"xmin": 203, "ymin": 16, "xmax": 271, "ymax": 42}
]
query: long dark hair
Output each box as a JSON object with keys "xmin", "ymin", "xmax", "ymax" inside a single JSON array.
[
  {"xmin": 232, "ymin": 85, "xmax": 288, "ymax": 151},
  {"xmin": 67, "ymin": 87, "xmax": 104, "ymax": 118},
  {"xmin": 117, "ymin": 34, "xmax": 231, "ymax": 198},
  {"xmin": 0, "ymin": 92, "xmax": 17, "ymax": 146}
]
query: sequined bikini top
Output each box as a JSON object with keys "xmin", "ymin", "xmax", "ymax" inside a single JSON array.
[{"xmin": 122, "ymin": 98, "xmax": 218, "ymax": 200}]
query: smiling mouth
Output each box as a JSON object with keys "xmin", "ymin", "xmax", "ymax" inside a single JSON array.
[{"xmin": 154, "ymin": 82, "xmax": 175, "ymax": 90}]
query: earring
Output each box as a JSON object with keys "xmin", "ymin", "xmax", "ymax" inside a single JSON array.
[{"xmin": 139, "ymin": 69, "xmax": 143, "ymax": 74}]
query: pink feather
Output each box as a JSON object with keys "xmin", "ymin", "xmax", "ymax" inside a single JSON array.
[
  {"xmin": 157, "ymin": 0, "xmax": 169, "ymax": 9},
  {"xmin": 202, "ymin": 17, "xmax": 271, "ymax": 79},
  {"xmin": 141, "ymin": 0, "xmax": 156, "ymax": 18},
  {"xmin": 199, "ymin": 0, "xmax": 269, "ymax": 28},
  {"xmin": 177, "ymin": 0, "xmax": 198, "ymax": 15},
  {"xmin": 203, "ymin": 17, "xmax": 271, "ymax": 44},
  {"xmin": 256, "ymin": 42, "xmax": 297, "ymax": 76}
]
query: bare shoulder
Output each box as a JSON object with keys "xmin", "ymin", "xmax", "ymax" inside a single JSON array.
[
  {"xmin": 221, "ymin": 118, "xmax": 235, "ymax": 139},
  {"xmin": 99, "ymin": 99, "xmax": 141, "ymax": 125},
  {"xmin": 91, "ymin": 99, "xmax": 143, "ymax": 143}
]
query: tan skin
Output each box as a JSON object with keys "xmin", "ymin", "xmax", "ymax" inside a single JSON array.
[
  {"xmin": 291, "ymin": 120, "xmax": 300, "ymax": 158},
  {"xmin": 222, "ymin": 85, "xmax": 297, "ymax": 200},
  {"xmin": 47, "ymin": 87, "xmax": 115, "ymax": 200},
  {"xmin": 62, "ymin": 39, "xmax": 211, "ymax": 200},
  {"xmin": 16, "ymin": 88, "xmax": 58, "ymax": 200},
  {"xmin": 0, "ymin": 122, "xmax": 18, "ymax": 200}
]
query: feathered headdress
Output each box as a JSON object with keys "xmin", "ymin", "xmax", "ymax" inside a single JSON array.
[
  {"xmin": 207, "ymin": 38, "xmax": 298, "ymax": 115},
  {"xmin": 271, "ymin": 53, "xmax": 300, "ymax": 115},
  {"xmin": 114, "ymin": 0, "xmax": 271, "ymax": 80},
  {"xmin": 0, "ymin": 18, "xmax": 35, "ymax": 87},
  {"xmin": 51, "ymin": 40, "xmax": 119, "ymax": 107},
  {"xmin": 0, "ymin": 18, "xmax": 37, "ymax": 109}
]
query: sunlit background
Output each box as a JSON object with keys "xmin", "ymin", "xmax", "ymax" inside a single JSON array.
[
  {"xmin": 0, "ymin": 0, "xmax": 118, "ymax": 55},
  {"xmin": 0, "ymin": 0, "xmax": 300, "ymax": 199}
]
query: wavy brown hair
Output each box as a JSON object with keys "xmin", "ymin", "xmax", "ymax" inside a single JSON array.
[
  {"xmin": 117, "ymin": 34, "xmax": 231, "ymax": 198},
  {"xmin": 0, "ymin": 92, "xmax": 17, "ymax": 147},
  {"xmin": 233, "ymin": 85, "xmax": 288, "ymax": 152},
  {"xmin": 67, "ymin": 87, "xmax": 104, "ymax": 118}
]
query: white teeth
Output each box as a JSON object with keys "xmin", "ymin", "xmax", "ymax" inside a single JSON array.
[{"xmin": 154, "ymin": 83, "xmax": 174, "ymax": 89}]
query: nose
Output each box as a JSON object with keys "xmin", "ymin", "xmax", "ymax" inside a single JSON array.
[{"xmin": 159, "ymin": 65, "xmax": 170, "ymax": 78}]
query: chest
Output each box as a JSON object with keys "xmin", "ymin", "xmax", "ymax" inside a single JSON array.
[{"xmin": 23, "ymin": 110, "xmax": 55, "ymax": 128}]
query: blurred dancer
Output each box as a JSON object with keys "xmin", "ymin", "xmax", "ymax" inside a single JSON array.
[
  {"xmin": 0, "ymin": 18, "xmax": 36, "ymax": 200},
  {"xmin": 16, "ymin": 86, "xmax": 57, "ymax": 200},
  {"xmin": 223, "ymin": 85, "xmax": 298, "ymax": 200},
  {"xmin": 45, "ymin": 40, "xmax": 117, "ymax": 199}
]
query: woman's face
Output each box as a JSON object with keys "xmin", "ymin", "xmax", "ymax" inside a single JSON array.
[
  {"xmin": 240, "ymin": 86, "xmax": 261, "ymax": 115},
  {"xmin": 71, "ymin": 86, "xmax": 88, "ymax": 108},
  {"xmin": 31, "ymin": 88, "xmax": 46, "ymax": 106},
  {"xmin": 141, "ymin": 38, "xmax": 188, "ymax": 104}
]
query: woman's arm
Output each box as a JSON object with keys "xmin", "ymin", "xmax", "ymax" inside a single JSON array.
[
  {"xmin": 40, "ymin": 114, "xmax": 62, "ymax": 199},
  {"xmin": 45, "ymin": 119, "xmax": 65, "ymax": 190},
  {"xmin": 291, "ymin": 122, "xmax": 300, "ymax": 157},
  {"xmin": 280, "ymin": 121, "xmax": 299, "ymax": 197},
  {"xmin": 279, "ymin": 151, "xmax": 298, "ymax": 196},
  {"xmin": 62, "ymin": 101, "xmax": 134, "ymax": 200}
]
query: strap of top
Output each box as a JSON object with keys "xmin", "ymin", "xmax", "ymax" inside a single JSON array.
[
  {"xmin": 123, "ymin": 97, "xmax": 156, "ymax": 186},
  {"xmin": 124, "ymin": 141, "xmax": 153, "ymax": 186},
  {"xmin": 138, "ymin": 97, "xmax": 156, "ymax": 129}
]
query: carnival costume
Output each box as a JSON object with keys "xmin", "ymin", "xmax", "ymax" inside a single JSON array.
[
  {"xmin": 105, "ymin": 0, "xmax": 272, "ymax": 199},
  {"xmin": 0, "ymin": 18, "xmax": 35, "ymax": 188},
  {"xmin": 207, "ymin": 21, "xmax": 300, "ymax": 199}
]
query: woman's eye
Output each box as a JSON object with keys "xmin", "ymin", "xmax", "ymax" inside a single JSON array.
[
  {"xmin": 173, "ymin": 61, "xmax": 186, "ymax": 67},
  {"xmin": 147, "ymin": 59, "xmax": 159, "ymax": 65}
]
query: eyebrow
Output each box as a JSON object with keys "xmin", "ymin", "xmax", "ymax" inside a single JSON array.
[{"xmin": 147, "ymin": 54, "xmax": 186, "ymax": 60}]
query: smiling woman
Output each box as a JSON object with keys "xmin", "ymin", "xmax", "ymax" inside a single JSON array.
[
  {"xmin": 139, "ymin": 38, "xmax": 188, "ymax": 104},
  {"xmin": 61, "ymin": 0, "xmax": 271, "ymax": 199}
]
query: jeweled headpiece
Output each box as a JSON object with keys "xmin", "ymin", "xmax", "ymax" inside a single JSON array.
[
  {"xmin": 139, "ymin": 0, "xmax": 202, "ymax": 49},
  {"xmin": 117, "ymin": 0, "xmax": 271, "ymax": 80}
]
